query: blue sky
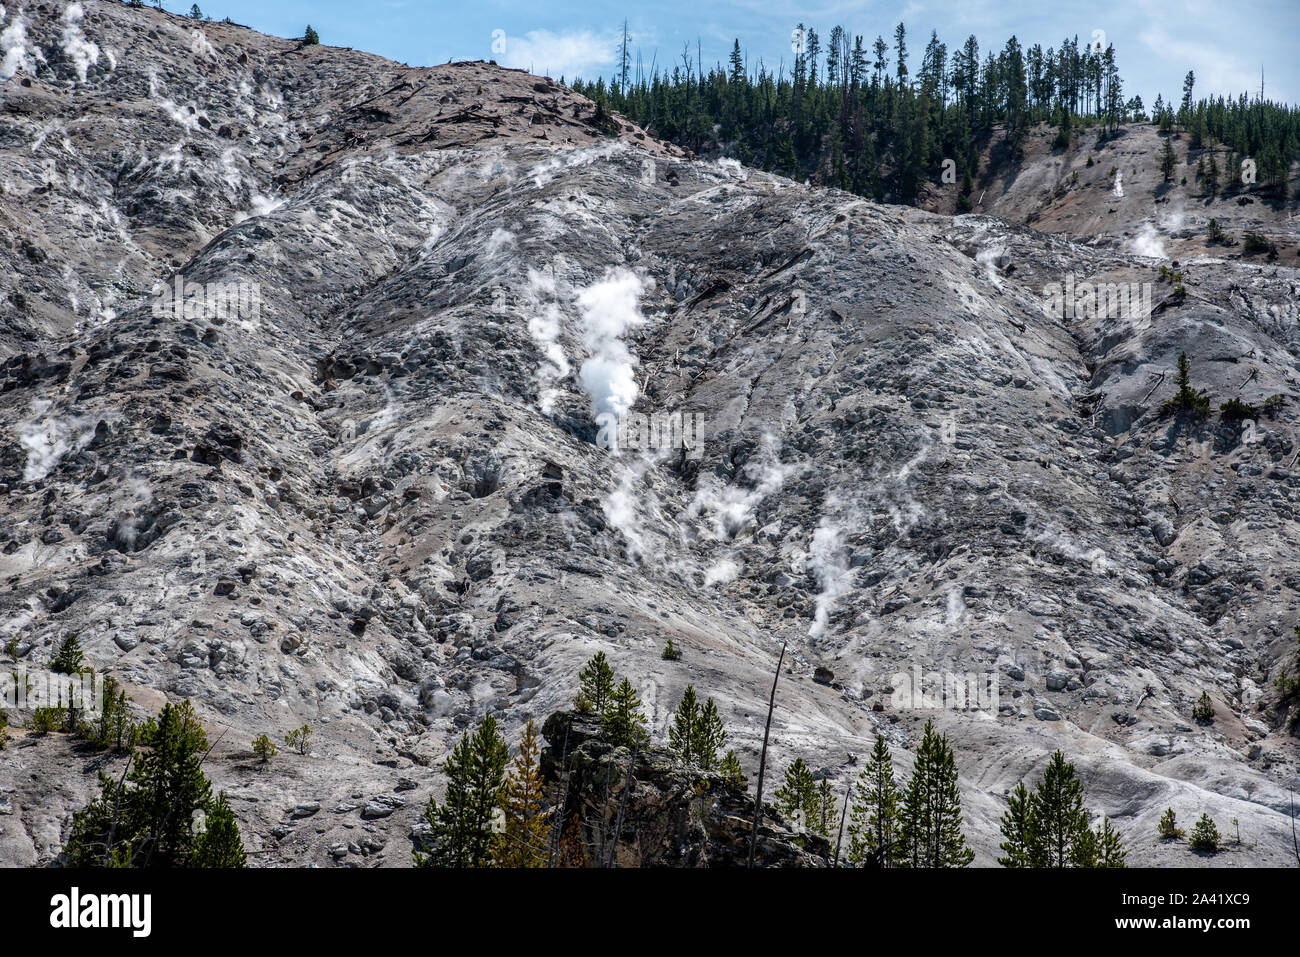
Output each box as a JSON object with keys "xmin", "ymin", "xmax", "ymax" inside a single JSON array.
[{"xmin": 180, "ymin": 0, "xmax": 1296, "ymax": 105}]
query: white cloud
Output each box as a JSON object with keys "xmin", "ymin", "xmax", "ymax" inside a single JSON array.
[
  {"xmin": 500, "ymin": 29, "xmax": 615, "ymax": 80},
  {"xmin": 1138, "ymin": 22, "xmax": 1270, "ymax": 101}
]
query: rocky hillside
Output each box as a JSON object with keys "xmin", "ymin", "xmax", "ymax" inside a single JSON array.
[
  {"xmin": 1, "ymin": 1, "xmax": 1298, "ymax": 867},
  {"xmin": 922, "ymin": 120, "xmax": 1299, "ymax": 259}
]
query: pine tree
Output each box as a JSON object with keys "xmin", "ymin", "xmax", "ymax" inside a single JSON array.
[
  {"xmin": 1093, "ymin": 815, "xmax": 1127, "ymax": 867},
  {"xmin": 728, "ymin": 39, "xmax": 744, "ymax": 86},
  {"xmin": 774, "ymin": 758, "xmax": 819, "ymax": 832},
  {"xmin": 64, "ymin": 699, "xmax": 220, "ymax": 868},
  {"xmin": 667, "ymin": 685, "xmax": 725, "ymax": 768},
  {"xmin": 1179, "ymin": 69, "xmax": 1195, "ymax": 122},
  {"xmin": 602, "ymin": 678, "xmax": 649, "ymax": 748},
  {"xmin": 847, "ymin": 735, "xmax": 899, "ymax": 866},
  {"xmin": 303, "ymin": 25, "xmax": 320, "ymax": 46},
  {"xmin": 1192, "ymin": 691, "xmax": 1215, "ymax": 722},
  {"xmin": 1029, "ymin": 750, "xmax": 1089, "ymax": 867},
  {"xmin": 1189, "ymin": 813, "xmax": 1220, "ymax": 852},
  {"xmin": 495, "ymin": 718, "xmax": 548, "ymax": 867},
  {"xmin": 85, "ymin": 676, "xmax": 134, "ymax": 752},
  {"xmin": 190, "ymin": 793, "xmax": 247, "ymax": 867},
  {"xmin": 694, "ymin": 697, "xmax": 727, "ymax": 770},
  {"xmin": 131, "ymin": 700, "xmax": 213, "ymax": 867},
  {"xmin": 51, "ymin": 633, "xmax": 84, "ymax": 675},
  {"xmin": 1071, "ymin": 819, "xmax": 1098, "ymax": 867},
  {"xmin": 252, "ymin": 733, "xmax": 277, "ymax": 763},
  {"xmin": 815, "ymin": 778, "xmax": 836, "ymax": 837},
  {"xmin": 1166, "ymin": 352, "xmax": 1210, "ymax": 416},
  {"xmin": 284, "ymin": 723, "xmax": 312, "ymax": 755},
  {"xmin": 1158, "ymin": 807, "xmax": 1184, "ymax": 840},
  {"xmin": 897, "ymin": 720, "xmax": 973, "ymax": 867},
  {"xmin": 667, "ymin": 684, "xmax": 702, "ymax": 765},
  {"xmin": 416, "ymin": 713, "xmax": 509, "ymax": 867},
  {"xmin": 719, "ymin": 749, "xmax": 745, "ymax": 788},
  {"xmin": 574, "ymin": 652, "xmax": 616, "ymax": 717},
  {"xmin": 775, "ymin": 134, "xmax": 800, "ymax": 176},
  {"xmin": 997, "ymin": 781, "xmax": 1039, "ymax": 867}
]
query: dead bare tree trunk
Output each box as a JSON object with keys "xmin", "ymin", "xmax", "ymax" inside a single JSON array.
[
  {"xmin": 747, "ymin": 641, "xmax": 787, "ymax": 868},
  {"xmin": 595, "ymin": 760, "xmax": 614, "ymax": 861},
  {"xmin": 606, "ymin": 743, "xmax": 639, "ymax": 868},
  {"xmin": 833, "ymin": 779, "xmax": 851, "ymax": 865},
  {"xmin": 1291, "ymin": 790, "xmax": 1299, "ymax": 867},
  {"xmin": 547, "ymin": 723, "xmax": 571, "ymax": 868}
]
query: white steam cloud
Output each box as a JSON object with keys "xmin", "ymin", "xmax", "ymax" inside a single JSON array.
[
  {"xmin": 60, "ymin": 3, "xmax": 99, "ymax": 83},
  {"xmin": 1, "ymin": 11, "xmax": 32, "ymax": 81},
  {"xmin": 808, "ymin": 515, "xmax": 852, "ymax": 638},
  {"xmin": 19, "ymin": 401, "xmax": 100, "ymax": 481},
  {"xmin": 975, "ymin": 244, "xmax": 1006, "ymax": 288},
  {"xmin": 190, "ymin": 29, "xmax": 216, "ymax": 60},
  {"xmin": 525, "ymin": 267, "xmax": 571, "ymax": 414},
  {"xmin": 1128, "ymin": 222, "xmax": 1166, "ymax": 259},
  {"xmin": 703, "ymin": 558, "xmax": 742, "ymax": 587},
  {"xmin": 686, "ymin": 435, "xmax": 797, "ymax": 540},
  {"xmin": 111, "ymin": 475, "xmax": 154, "ymax": 551},
  {"xmin": 576, "ymin": 268, "xmax": 648, "ymax": 421}
]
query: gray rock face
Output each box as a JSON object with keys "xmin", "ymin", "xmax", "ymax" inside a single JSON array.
[{"xmin": 0, "ymin": 2, "xmax": 1297, "ymax": 867}]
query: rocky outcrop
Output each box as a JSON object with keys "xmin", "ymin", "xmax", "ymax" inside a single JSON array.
[{"xmin": 539, "ymin": 711, "xmax": 830, "ymax": 868}]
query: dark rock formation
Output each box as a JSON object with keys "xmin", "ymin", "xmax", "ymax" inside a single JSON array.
[{"xmin": 540, "ymin": 711, "xmax": 829, "ymax": 868}]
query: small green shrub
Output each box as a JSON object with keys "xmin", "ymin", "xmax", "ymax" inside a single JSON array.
[
  {"xmin": 253, "ymin": 733, "xmax": 278, "ymax": 763},
  {"xmin": 719, "ymin": 749, "xmax": 744, "ymax": 788},
  {"xmin": 1188, "ymin": 813, "xmax": 1220, "ymax": 852},
  {"xmin": 1243, "ymin": 231, "xmax": 1274, "ymax": 254},
  {"xmin": 82, "ymin": 676, "xmax": 135, "ymax": 752},
  {"xmin": 285, "ymin": 724, "xmax": 312, "ymax": 755},
  {"xmin": 1191, "ymin": 691, "xmax": 1215, "ymax": 723},
  {"xmin": 1157, "ymin": 807, "xmax": 1184, "ymax": 840},
  {"xmin": 51, "ymin": 634, "xmax": 84, "ymax": 675},
  {"xmin": 1220, "ymin": 397, "xmax": 1256, "ymax": 421},
  {"xmin": 1162, "ymin": 352, "xmax": 1210, "ymax": 417},
  {"xmin": 29, "ymin": 707, "xmax": 66, "ymax": 733}
]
